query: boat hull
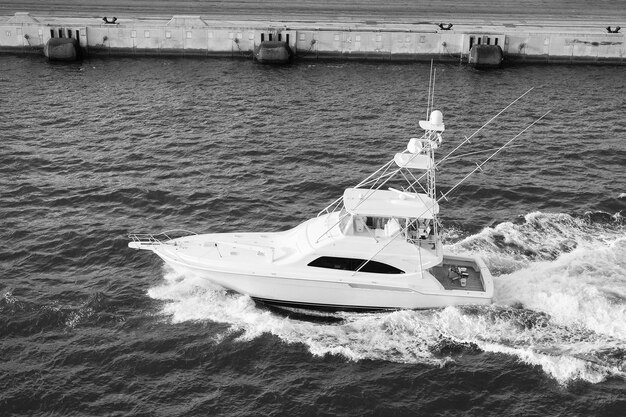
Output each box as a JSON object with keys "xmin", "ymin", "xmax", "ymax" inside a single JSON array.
[{"xmin": 153, "ymin": 248, "xmax": 493, "ymax": 311}]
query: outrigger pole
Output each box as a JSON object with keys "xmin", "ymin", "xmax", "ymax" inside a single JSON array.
[
  {"xmin": 438, "ymin": 109, "xmax": 552, "ymax": 202},
  {"xmin": 436, "ymin": 87, "xmax": 534, "ymax": 168},
  {"xmin": 351, "ymin": 109, "xmax": 552, "ymax": 276}
]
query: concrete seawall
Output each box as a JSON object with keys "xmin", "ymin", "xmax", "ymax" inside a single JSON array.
[{"xmin": 1, "ymin": 12, "xmax": 624, "ymax": 64}]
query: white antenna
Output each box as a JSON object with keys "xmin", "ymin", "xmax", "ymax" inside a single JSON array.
[
  {"xmin": 430, "ymin": 69, "xmax": 436, "ymax": 114},
  {"xmin": 426, "ymin": 60, "xmax": 434, "ymax": 118}
]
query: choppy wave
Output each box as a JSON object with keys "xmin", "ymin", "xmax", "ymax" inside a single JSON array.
[
  {"xmin": 148, "ymin": 211, "xmax": 626, "ymax": 385},
  {"xmin": 452, "ymin": 211, "xmax": 624, "ymax": 274}
]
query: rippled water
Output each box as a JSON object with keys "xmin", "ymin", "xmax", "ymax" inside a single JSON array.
[{"xmin": 1, "ymin": 56, "xmax": 625, "ymax": 416}]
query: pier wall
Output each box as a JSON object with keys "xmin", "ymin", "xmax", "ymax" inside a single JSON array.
[{"xmin": 1, "ymin": 12, "xmax": 624, "ymax": 64}]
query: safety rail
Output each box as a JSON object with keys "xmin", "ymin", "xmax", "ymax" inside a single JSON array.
[
  {"xmin": 317, "ymin": 195, "xmax": 344, "ymax": 217},
  {"xmin": 128, "ymin": 230, "xmax": 198, "ymax": 248}
]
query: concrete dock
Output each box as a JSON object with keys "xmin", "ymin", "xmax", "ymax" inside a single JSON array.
[{"xmin": 1, "ymin": 1, "xmax": 625, "ymax": 64}]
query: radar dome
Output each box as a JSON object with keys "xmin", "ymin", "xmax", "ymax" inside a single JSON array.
[{"xmin": 419, "ymin": 110, "xmax": 445, "ymax": 132}]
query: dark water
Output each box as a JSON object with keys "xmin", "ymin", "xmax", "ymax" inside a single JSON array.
[{"xmin": 1, "ymin": 55, "xmax": 625, "ymax": 416}]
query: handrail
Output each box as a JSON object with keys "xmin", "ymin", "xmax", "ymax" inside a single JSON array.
[{"xmin": 128, "ymin": 229, "xmax": 198, "ymax": 246}]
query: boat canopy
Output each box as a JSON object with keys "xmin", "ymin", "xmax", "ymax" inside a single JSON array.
[{"xmin": 343, "ymin": 188, "xmax": 439, "ymax": 219}]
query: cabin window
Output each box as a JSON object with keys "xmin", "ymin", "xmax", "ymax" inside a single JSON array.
[
  {"xmin": 357, "ymin": 216, "xmax": 405, "ymax": 238},
  {"xmin": 364, "ymin": 217, "xmax": 393, "ymax": 230},
  {"xmin": 308, "ymin": 256, "xmax": 405, "ymax": 274}
]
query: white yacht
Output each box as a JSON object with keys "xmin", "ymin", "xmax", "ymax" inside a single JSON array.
[{"xmin": 129, "ymin": 110, "xmax": 494, "ymax": 311}]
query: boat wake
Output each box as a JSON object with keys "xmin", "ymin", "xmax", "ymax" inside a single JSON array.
[{"xmin": 147, "ymin": 211, "xmax": 625, "ymax": 385}]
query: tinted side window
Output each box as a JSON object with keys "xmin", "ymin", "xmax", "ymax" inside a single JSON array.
[{"xmin": 308, "ymin": 256, "xmax": 404, "ymax": 274}]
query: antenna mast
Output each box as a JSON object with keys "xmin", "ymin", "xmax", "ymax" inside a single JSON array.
[
  {"xmin": 426, "ymin": 60, "xmax": 434, "ymax": 118},
  {"xmin": 430, "ymin": 69, "xmax": 436, "ymax": 116}
]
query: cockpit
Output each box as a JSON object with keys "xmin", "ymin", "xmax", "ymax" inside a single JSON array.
[{"xmin": 343, "ymin": 214, "xmax": 435, "ymax": 243}]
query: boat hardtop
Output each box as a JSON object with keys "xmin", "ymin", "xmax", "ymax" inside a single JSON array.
[{"xmin": 343, "ymin": 188, "xmax": 439, "ymax": 219}]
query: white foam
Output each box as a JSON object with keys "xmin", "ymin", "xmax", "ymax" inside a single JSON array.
[
  {"xmin": 148, "ymin": 269, "xmax": 445, "ymax": 364},
  {"xmin": 479, "ymin": 342, "xmax": 613, "ymax": 384},
  {"xmin": 494, "ymin": 238, "xmax": 626, "ymax": 338},
  {"xmin": 449, "ymin": 211, "xmax": 618, "ymax": 273},
  {"xmin": 3, "ymin": 289, "xmax": 18, "ymax": 305}
]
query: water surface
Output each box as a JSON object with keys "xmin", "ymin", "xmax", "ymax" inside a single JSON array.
[{"xmin": 1, "ymin": 56, "xmax": 625, "ymax": 416}]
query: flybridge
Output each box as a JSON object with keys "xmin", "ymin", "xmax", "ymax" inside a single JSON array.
[{"xmin": 314, "ymin": 101, "xmax": 447, "ymax": 253}]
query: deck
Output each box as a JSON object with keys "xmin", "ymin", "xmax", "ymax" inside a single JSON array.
[{"xmin": 430, "ymin": 259, "xmax": 485, "ymax": 292}]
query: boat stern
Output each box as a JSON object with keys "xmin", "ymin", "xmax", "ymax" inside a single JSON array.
[{"xmin": 428, "ymin": 252, "xmax": 494, "ymax": 302}]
